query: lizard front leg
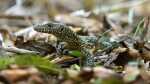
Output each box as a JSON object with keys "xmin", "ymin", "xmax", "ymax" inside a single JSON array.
[
  {"xmin": 55, "ymin": 42, "xmax": 95, "ymax": 67},
  {"xmin": 80, "ymin": 47, "xmax": 95, "ymax": 67},
  {"xmin": 54, "ymin": 41, "xmax": 67, "ymax": 57},
  {"xmin": 55, "ymin": 41, "xmax": 76, "ymax": 57}
]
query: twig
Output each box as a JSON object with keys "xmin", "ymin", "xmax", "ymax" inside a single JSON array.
[
  {"xmin": 1, "ymin": 46, "xmax": 39, "ymax": 54},
  {"xmin": 0, "ymin": 14, "xmax": 33, "ymax": 20},
  {"xmin": 141, "ymin": 16, "xmax": 150, "ymax": 41},
  {"xmin": 133, "ymin": 18, "xmax": 145, "ymax": 38}
]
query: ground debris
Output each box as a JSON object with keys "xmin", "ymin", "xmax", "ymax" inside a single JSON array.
[{"xmin": 0, "ymin": 0, "xmax": 150, "ymax": 84}]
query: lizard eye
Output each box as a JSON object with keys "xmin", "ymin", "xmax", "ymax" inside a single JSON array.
[
  {"xmin": 60, "ymin": 28, "xmax": 64, "ymax": 31},
  {"xmin": 47, "ymin": 24, "xmax": 53, "ymax": 27}
]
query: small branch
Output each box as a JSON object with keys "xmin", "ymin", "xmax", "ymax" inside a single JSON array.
[
  {"xmin": 141, "ymin": 16, "xmax": 150, "ymax": 41},
  {"xmin": 1, "ymin": 46, "xmax": 39, "ymax": 54},
  {"xmin": 0, "ymin": 14, "xmax": 33, "ymax": 20}
]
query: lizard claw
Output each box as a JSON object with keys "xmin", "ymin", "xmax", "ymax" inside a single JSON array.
[{"xmin": 55, "ymin": 42, "xmax": 67, "ymax": 57}]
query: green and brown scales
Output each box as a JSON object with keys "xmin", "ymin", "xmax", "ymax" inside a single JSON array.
[{"xmin": 34, "ymin": 22, "xmax": 94, "ymax": 67}]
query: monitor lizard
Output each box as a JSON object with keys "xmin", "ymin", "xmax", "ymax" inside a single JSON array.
[
  {"xmin": 33, "ymin": 22, "xmax": 119, "ymax": 67},
  {"xmin": 33, "ymin": 22, "xmax": 95, "ymax": 67}
]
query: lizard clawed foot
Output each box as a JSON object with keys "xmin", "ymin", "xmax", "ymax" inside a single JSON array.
[{"xmin": 55, "ymin": 42, "xmax": 68, "ymax": 57}]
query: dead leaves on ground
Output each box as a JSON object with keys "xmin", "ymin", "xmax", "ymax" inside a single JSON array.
[{"xmin": 0, "ymin": 0, "xmax": 150, "ymax": 84}]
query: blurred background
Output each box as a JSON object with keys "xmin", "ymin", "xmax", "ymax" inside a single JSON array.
[
  {"xmin": 0, "ymin": 0, "xmax": 149, "ymax": 44},
  {"xmin": 0, "ymin": 0, "xmax": 149, "ymax": 39}
]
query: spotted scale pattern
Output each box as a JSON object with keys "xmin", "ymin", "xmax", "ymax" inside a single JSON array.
[{"xmin": 33, "ymin": 22, "xmax": 94, "ymax": 67}]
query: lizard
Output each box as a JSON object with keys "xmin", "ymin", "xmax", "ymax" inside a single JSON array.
[
  {"xmin": 33, "ymin": 22, "xmax": 95, "ymax": 67},
  {"xmin": 33, "ymin": 22, "xmax": 119, "ymax": 67}
]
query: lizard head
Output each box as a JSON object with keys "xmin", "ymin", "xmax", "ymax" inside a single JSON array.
[
  {"xmin": 33, "ymin": 22, "xmax": 67, "ymax": 35},
  {"xmin": 33, "ymin": 22, "xmax": 79, "ymax": 42}
]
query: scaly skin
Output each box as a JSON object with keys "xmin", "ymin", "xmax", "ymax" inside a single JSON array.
[{"xmin": 34, "ymin": 22, "xmax": 94, "ymax": 67}]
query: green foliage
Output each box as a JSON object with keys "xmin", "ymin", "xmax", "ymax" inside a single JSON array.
[
  {"xmin": 102, "ymin": 78, "xmax": 124, "ymax": 84},
  {"xmin": 0, "ymin": 56, "xmax": 14, "ymax": 69},
  {"xmin": 94, "ymin": 78, "xmax": 102, "ymax": 84},
  {"xmin": 68, "ymin": 50, "xmax": 82, "ymax": 57},
  {"xmin": 133, "ymin": 18, "xmax": 145, "ymax": 37},
  {"xmin": 0, "ymin": 54, "xmax": 61, "ymax": 74},
  {"xmin": 94, "ymin": 77, "xmax": 124, "ymax": 84}
]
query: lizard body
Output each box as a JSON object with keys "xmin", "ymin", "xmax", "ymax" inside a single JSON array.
[{"xmin": 34, "ymin": 22, "xmax": 94, "ymax": 67}]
